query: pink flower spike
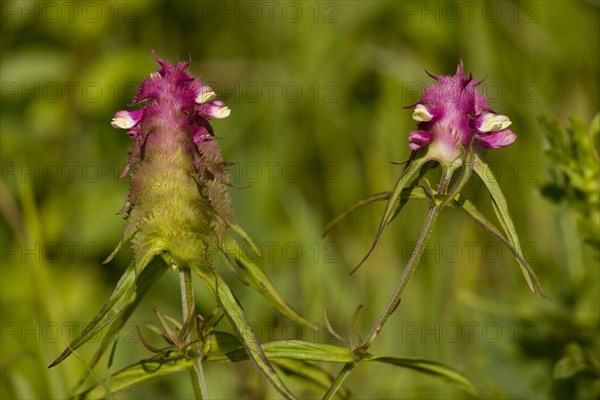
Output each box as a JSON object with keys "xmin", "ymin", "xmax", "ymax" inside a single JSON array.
[
  {"xmin": 405, "ymin": 62, "xmax": 518, "ymax": 164},
  {"xmin": 476, "ymin": 129, "xmax": 517, "ymax": 149},
  {"xmin": 408, "ymin": 130, "xmax": 433, "ymax": 150},
  {"xmin": 111, "ymin": 109, "xmax": 144, "ymax": 129}
]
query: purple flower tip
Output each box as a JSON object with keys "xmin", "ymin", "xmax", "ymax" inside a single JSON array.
[
  {"xmin": 407, "ymin": 60, "xmax": 517, "ymax": 162},
  {"xmin": 111, "ymin": 52, "xmax": 235, "ymax": 247},
  {"xmin": 111, "ymin": 52, "xmax": 230, "ymax": 144}
]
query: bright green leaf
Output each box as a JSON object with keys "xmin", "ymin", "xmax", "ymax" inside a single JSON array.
[
  {"xmin": 365, "ymin": 355, "xmax": 479, "ymax": 397},
  {"xmin": 221, "ymin": 238, "xmax": 318, "ymax": 330},
  {"xmin": 473, "ymin": 154, "xmax": 544, "ymax": 295},
  {"xmin": 352, "ymin": 154, "xmax": 428, "ymax": 273},
  {"xmin": 74, "ymin": 354, "xmax": 193, "ymax": 399},
  {"xmin": 192, "ymin": 266, "xmax": 296, "ymax": 399},
  {"xmin": 49, "ymin": 260, "xmax": 168, "ymax": 369},
  {"xmin": 273, "ymin": 358, "xmax": 351, "ymax": 399}
]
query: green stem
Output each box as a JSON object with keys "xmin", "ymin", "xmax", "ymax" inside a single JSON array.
[
  {"xmin": 179, "ymin": 267, "xmax": 208, "ymax": 400},
  {"xmin": 360, "ymin": 165, "xmax": 454, "ymax": 349},
  {"xmin": 321, "ymin": 363, "xmax": 355, "ymax": 400},
  {"xmin": 360, "ymin": 203, "xmax": 441, "ymax": 349},
  {"xmin": 321, "ymin": 166, "xmax": 456, "ymax": 398}
]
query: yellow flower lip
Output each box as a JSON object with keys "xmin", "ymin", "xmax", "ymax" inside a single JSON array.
[
  {"xmin": 195, "ymin": 86, "xmax": 217, "ymax": 104},
  {"xmin": 478, "ymin": 113, "xmax": 511, "ymax": 132},
  {"xmin": 111, "ymin": 110, "xmax": 143, "ymax": 129},
  {"xmin": 412, "ymin": 104, "xmax": 434, "ymax": 122}
]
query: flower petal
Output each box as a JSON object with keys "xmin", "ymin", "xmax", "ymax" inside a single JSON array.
[
  {"xmin": 127, "ymin": 125, "xmax": 140, "ymax": 138},
  {"xmin": 111, "ymin": 110, "xmax": 143, "ymax": 129},
  {"xmin": 412, "ymin": 104, "xmax": 434, "ymax": 122},
  {"xmin": 408, "ymin": 130, "xmax": 433, "ymax": 150},
  {"xmin": 197, "ymin": 101, "xmax": 231, "ymax": 119},
  {"xmin": 476, "ymin": 129, "xmax": 517, "ymax": 148},
  {"xmin": 192, "ymin": 126, "xmax": 213, "ymax": 144},
  {"xmin": 475, "ymin": 113, "xmax": 511, "ymax": 133},
  {"xmin": 195, "ymin": 84, "xmax": 217, "ymax": 104}
]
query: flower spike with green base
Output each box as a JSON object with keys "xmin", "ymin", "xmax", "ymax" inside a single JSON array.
[
  {"xmin": 49, "ymin": 53, "xmax": 317, "ymax": 400},
  {"xmin": 342, "ymin": 60, "xmax": 542, "ymax": 295},
  {"xmin": 322, "ymin": 61, "xmax": 544, "ymax": 399}
]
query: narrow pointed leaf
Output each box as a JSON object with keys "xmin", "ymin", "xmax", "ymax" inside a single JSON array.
[
  {"xmin": 273, "ymin": 358, "xmax": 351, "ymax": 399},
  {"xmin": 262, "ymin": 340, "xmax": 353, "ymax": 363},
  {"xmin": 192, "ymin": 266, "xmax": 295, "ymax": 399},
  {"xmin": 438, "ymin": 150, "xmax": 473, "ymax": 210},
  {"xmin": 365, "ymin": 355, "xmax": 479, "ymax": 397},
  {"xmin": 69, "ymin": 261, "xmax": 167, "ymax": 392},
  {"xmin": 218, "ymin": 244, "xmax": 250, "ymax": 285},
  {"xmin": 49, "ymin": 260, "xmax": 167, "ymax": 368},
  {"xmin": 229, "ymin": 222, "xmax": 261, "ymax": 257},
  {"xmin": 451, "ymin": 195, "xmax": 538, "ymax": 274},
  {"xmin": 76, "ymin": 341, "xmax": 353, "ymax": 398},
  {"xmin": 207, "ymin": 331, "xmax": 243, "ymax": 354},
  {"xmin": 473, "ymin": 154, "xmax": 543, "ymax": 295},
  {"xmin": 322, "ymin": 192, "xmax": 391, "ymax": 237},
  {"xmin": 205, "ymin": 340, "xmax": 354, "ymax": 364},
  {"xmin": 352, "ymin": 155, "xmax": 427, "ymax": 272},
  {"xmin": 321, "ymin": 187, "xmax": 531, "ymax": 281},
  {"xmin": 74, "ymin": 354, "xmax": 193, "ymax": 399},
  {"xmin": 222, "ymin": 238, "xmax": 318, "ymax": 330},
  {"xmin": 323, "ymin": 178, "xmax": 435, "ymax": 240}
]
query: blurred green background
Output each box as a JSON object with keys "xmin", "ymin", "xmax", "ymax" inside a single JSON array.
[{"xmin": 1, "ymin": 0, "xmax": 599, "ymax": 398}]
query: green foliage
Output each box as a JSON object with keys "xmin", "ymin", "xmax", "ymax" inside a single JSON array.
[
  {"xmin": 539, "ymin": 114, "xmax": 600, "ymax": 249},
  {"xmin": 526, "ymin": 114, "xmax": 600, "ymax": 399},
  {"xmin": 74, "ymin": 339, "xmax": 478, "ymax": 399}
]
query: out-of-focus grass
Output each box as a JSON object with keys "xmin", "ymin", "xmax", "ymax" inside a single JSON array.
[{"xmin": 1, "ymin": 1, "xmax": 598, "ymax": 398}]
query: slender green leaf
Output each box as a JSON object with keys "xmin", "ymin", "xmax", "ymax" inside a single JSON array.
[
  {"xmin": 222, "ymin": 238, "xmax": 318, "ymax": 330},
  {"xmin": 272, "ymin": 359, "xmax": 351, "ymax": 399},
  {"xmin": 322, "ymin": 192, "xmax": 391, "ymax": 237},
  {"xmin": 229, "ymin": 222, "xmax": 261, "ymax": 257},
  {"xmin": 438, "ymin": 150, "xmax": 473, "ymax": 210},
  {"xmin": 352, "ymin": 155, "xmax": 427, "ymax": 273},
  {"xmin": 192, "ymin": 266, "xmax": 295, "ymax": 399},
  {"xmin": 78, "ymin": 339, "xmax": 478, "ymax": 399},
  {"xmin": 452, "ymin": 195, "xmax": 536, "ymax": 273},
  {"xmin": 49, "ymin": 260, "xmax": 167, "ymax": 369},
  {"xmin": 76, "ymin": 340, "xmax": 352, "ymax": 398},
  {"xmin": 365, "ymin": 355, "xmax": 479, "ymax": 397},
  {"xmin": 204, "ymin": 340, "xmax": 353, "ymax": 364},
  {"xmin": 70, "ymin": 260, "xmax": 167, "ymax": 392},
  {"xmin": 263, "ymin": 341, "xmax": 353, "ymax": 363},
  {"xmin": 473, "ymin": 155, "xmax": 544, "ymax": 295},
  {"xmin": 324, "ymin": 185, "xmax": 434, "ymax": 238},
  {"xmin": 74, "ymin": 354, "xmax": 193, "ymax": 400},
  {"xmin": 322, "ymin": 186, "xmax": 538, "ymax": 294},
  {"xmin": 218, "ymin": 243, "xmax": 250, "ymax": 285},
  {"xmin": 207, "ymin": 331, "xmax": 243, "ymax": 354}
]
